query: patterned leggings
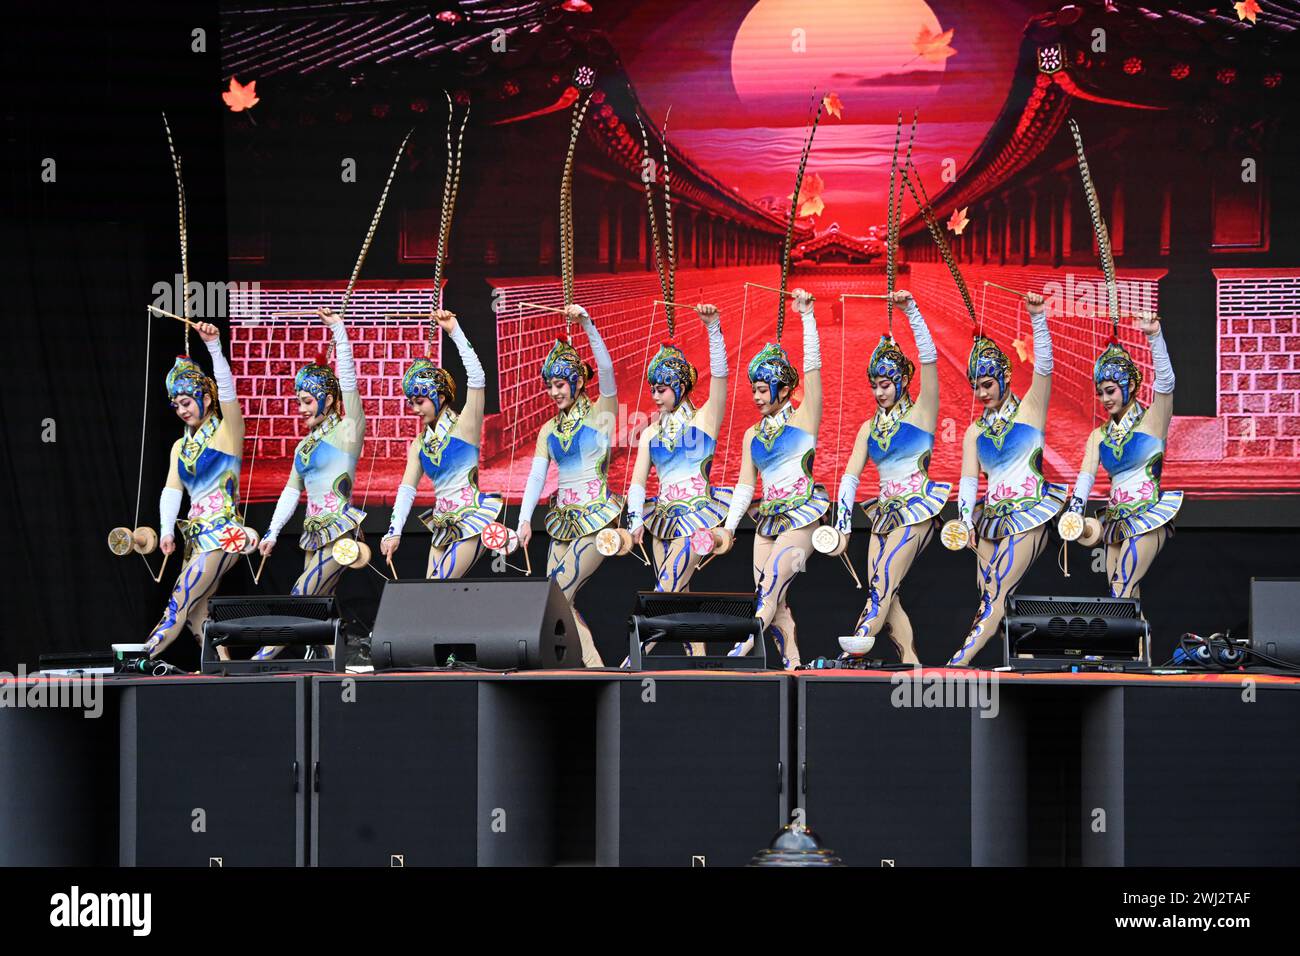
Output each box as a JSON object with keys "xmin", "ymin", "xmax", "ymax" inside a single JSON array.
[
  {"xmin": 546, "ymin": 533, "xmax": 608, "ymax": 668},
  {"xmin": 426, "ymin": 536, "xmax": 486, "ymax": 580},
  {"xmin": 145, "ymin": 548, "xmax": 239, "ymax": 659},
  {"xmin": 947, "ymin": 524, "xmax": 1050, "ymax": 667},
  {"xmin": 1106, "ymin": 525, "xmax": 1172, "ymax": 599},
  {"xmin": 252, "ymin": 546, "xmax": 349, "ymax": 660},
  {"xmin": 727, "ymin": 525, "xmax": 816, "ymax": 669},
  {"xmin": 849, "ymin": 518, "xmax": 937, "ymax": 665}
]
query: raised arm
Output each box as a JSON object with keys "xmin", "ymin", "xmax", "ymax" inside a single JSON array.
[
  {"xmin": 694, "ymin": 304, "xmax": 729, "ymax": 436},
  {"xmin": 1018, "ymin": 292, "xmax": 1052, "ymax": 428},
  {"xmin": 791, "ymin": 288, "xmax": 821, "ymax": 432},
  {"xmin": 322, "ymin": 310, "xmax": 364, "ymax": 454},
  {"xmin": 436, "ymin": 310, "xmax": 486, "ymax": 440},
  {"xmin": 569, "ymin": 304, "xmax": 617, "ymax": 422},
  {"xmin": 723, "ymin": 427, "xmax": 757, "ymax": 532},
  {"xmin": 1138, "ymin": 313, "xmax": 1174, "ymax": 439},
  {"xmin": 894, "ymin": 290, "xmax": 939, "ymax": 431},
  {"xmin": 197, "ymin": 322, "xmax": 243, "ymax": 447},
  {"xmin": 835, "ymin": 421, "xmax": 872, "ymax": 533}
]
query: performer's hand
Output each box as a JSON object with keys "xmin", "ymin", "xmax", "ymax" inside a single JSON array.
[
  {"xmin": 1133, "ymin": 311, "xmax": 1161, "ymax": 337},
  {"xmin": 630, "ymin": 525, "xmax": 645, "ymax": 547},
  {"xmin": 517, "ymin": 523, "xmax": 532, "ymax": 548},
  {"xmin": 432, "ymin": 310, "xmax": 459, "ymax": 334},
  {"xmin": 259, "ymin": 537, "xmax": 277, "ymax": 557},
  {"xmin": 695, "ymin": 303, "xmax": 719, "ymax": 324},
  {"xmin": 791, "ymin": 288, "xmax": 814, "ymax": 314},
  {"xmin": 564, "ymin": 304, "xmax": 589, "ymax": 324},
  {"xmin": 195, "ymin": 321, "xmax": 220, "ymax": 343},
  {"xmin": 380, "ymin": 536, "xmax": 400, "ymax": 558},
  {"xmin": 160, "ymin": 535, "xmax": 176, "ymax": 556},
  {"xmin": 889, "ymin": 289, "xmax": 913, "ymax": 306},
  {"xmin": 318, "ymin": 307, "xmax": 342, "ymax": 326},
  {"xmin": 1025, "ymin": 291, "xmax": 1045, "ymax": 314}
]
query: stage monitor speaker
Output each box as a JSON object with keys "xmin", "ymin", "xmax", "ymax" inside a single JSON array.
[
  {"xmin": 1250, "ymin": 577, "xmax": 1300, "ymax": 666},
  {"xmin": 369, "ymin": 578, "xmax": 578, "ymax": 670},
  {"xmin": 202, "ymin": 595, "xmax": 343, "ymax": 674},
  {"xmin": 627, "ymin": 591, "xmax": 766, "ymax": 670},
  {"xmin": 1004, "ymin": 594, "xmax": 1149, "ymax": 669}
]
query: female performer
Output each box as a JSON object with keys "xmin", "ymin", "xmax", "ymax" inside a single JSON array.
[
  {"xmin": 722, "ymin": 288, "xmax": 823, "ymax": 670},
  {"xmin": 516, "ymin": 305, "xmax": 621, "ymax": 668},
  {"xmin": 947, "ymin": 291, "xmax": 1063, "ymax": 666},
  {"xmin": 380, "ymin": 310, "xmax": 501, "ymax": 578},
  {"xmin": 834, "ymin": 290, "xmax": 947, "ymax": 665},
  {"xmin": 1062, "ymin": 313, "xmax": 1180, "ymax": 597},
  {"xmin": 145, "ymin": 322, "xmax": 244, "ymax": 659},
  {"xmin": 625, "ymin": 304, "xmax": 730, "ymax": 594},
  {"xmin": 254, "ymin": 307, "xmax": 365, "ymax": 659}
]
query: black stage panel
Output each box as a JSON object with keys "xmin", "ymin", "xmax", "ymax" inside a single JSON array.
[
  {"xmin": 596, "ymin": 674, "xmax": 790, "ymax": 867},
  {"xmin": 118, "ymin": 677, "xmax": 307, "ymax": 866},
  {"xmin": 1083, "ymin": 683, "xmax": 1300, "ymax": 866},
  {"xmin": 798, "ymin": 674, "xmax": 1029, "ymax": 866},
  {"xmin": 311, "ymin": 676, "xmax": 478, "ymax": 867},
  {"xmin": 0, "ymin": 685, "xmax": 118, "ymax": 866}
]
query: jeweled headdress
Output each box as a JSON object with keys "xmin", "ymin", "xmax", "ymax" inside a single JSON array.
[
  {"xmin": 1093, "ymin": 340, "xmax": 1142, "ymax": 406},
  {"xmin": 540, "ymin": 339, "xmax": 590, "ymax": 397},
  {"xmin": 868, "ymin": 335, "xmax": 914, "ymax": 400},
  {"xmin": 295, "ymin": 354, "xmax": 343, "ymax": 415},
  {"xmin": 967, "ymin": 335, "xmax": 1011, "ymax": 398},
  {"xmin": 646, "ymin": 344, "xmax": 696, "ymax": 408},
  {"xmin": 748, "ymin": 342, "xmax": 798, "ymax": 400},
  {"xmin": 402, "ymin": 358, "xmax": 456, "ymax": 417},
  {"xmin": 165, "ymin": 355, "xmax": 216, "ymax": 414}
]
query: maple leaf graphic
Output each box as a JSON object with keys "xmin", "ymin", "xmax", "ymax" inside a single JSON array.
[
  {"xmin": 1234, "ymin": 0, "xmax": 1260, "ymax": 23},
  {"xmin": 790, "ymin": 172, "xmax": 825, "ymax": 219},
  {"xmin": 822, "ymin": 92, "xmax": 844, "ymax": 120},
  {"xmin": 222, "ymin": 77, "xmax": 260, "ymax": 113},
  {"xmin": 1011, "ymin": 337, "xmax": 1029, "ymax": 363},
  {"xmin": 947, "ymin": 206, "xmax": 970, "ymax": 235},
  {"xmin": 912, "ymin": 25, "xmax": 957, "ymax": 63}
]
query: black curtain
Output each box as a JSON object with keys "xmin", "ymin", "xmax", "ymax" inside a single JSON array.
[{"xmin": 2, "ymin": 2, "xmax": 226, "ymax": 671}]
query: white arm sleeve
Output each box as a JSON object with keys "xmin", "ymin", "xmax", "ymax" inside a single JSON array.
[
  {"xmin": 902, "ymin": 301, "xmax": 937, "ymax": 365},
  {"xmin": 159, "ymin": 486, "xmax": 182, "ymax": 540},
  {"xmin": 626, "ymin": 483, "xmax": 647, "ymax": 532},
  {"xmin": 332, "ymin": 321, "xmax": 357, "ymax": 393},
  {"xmin": 204, "ymin": 338, "xmax": 237, "ymax": 403},
  {"xmin": 385, "ymin": 483, "xmax": 418, "ymax": 539},
  {"xmin": 1067, "ymin": 472, "xmax": 1094, "ymax": 513},
  {"xmin": 517, "ymin": 456, "xmax": 549, "ymax": 531},
  {"xmin": 580, "ymin": 313, "xmax": 617, "ymax": 398},
  {"xmin": 448, "ymin": 325, "xmax": 486, "ymax": 390},
  {"xmin": 706, "ymin": 317, "xmax": 728, "ymax": 379},
  {"xmin": 265, "ymin": 484, "xmax": 302, "ymax": 542},
  {"xmin": 800, "ymin": 307, "xmax": 821, "ymax": 373},
  {"xmin": 724, "ymin": 483, "xmax": 755, "ymax": 532},
  {"xmin": 958, "ymin": 475, "xmax": 979, "ymax": 529},
  {"xmin": 1030, "ymin": 306, "xmax": 1053, "ymax": 376},
  {"xmin": 835, "ymin": 473, "xmax": 859, "ymax": 533},
  {"xmin": 1149, "ymin": 329, "xmax": 1175, "ymax": 394}
]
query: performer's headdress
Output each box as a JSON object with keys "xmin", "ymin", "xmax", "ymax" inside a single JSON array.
[
  {"xmin": 295, "ymin": 354, "xmax": 343, "ymax": 415},
  {"xmin": 967, "ymin": 335, "xmax": 1011, "ymax": 398},
  {"xmin": 1093, "ymin": 341, "xmax": 1142, "ymax": 406},
  {"xmin": 402, "ymin": 359, "xmax": 456, "ymax": 417},
  {"xmin": 748, "ymin": 342, "xmax": 798, "ymax": 400},
  {"xmin": 541, "ymin": 339, "xmax": 591, "ymax": 398},
  {"xmin": 166, "ymin": 355, "xmax": 216, "ymax": 414},
  {"xmin": 647, "ymin": 344, "xmax": 696, "ymax": 407},
  {"xmin": 868, "ymin": 335, "xmax": 914, "ymax": 399}
]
